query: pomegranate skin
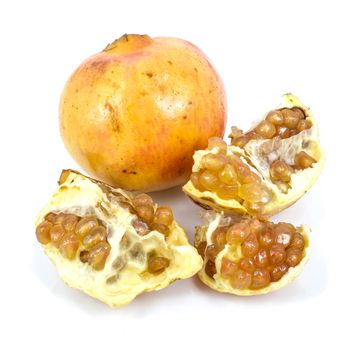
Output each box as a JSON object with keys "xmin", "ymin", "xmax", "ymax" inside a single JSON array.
[{"xmin": 60, "ymin": 34, "xmax": 227, "ymax": 191}]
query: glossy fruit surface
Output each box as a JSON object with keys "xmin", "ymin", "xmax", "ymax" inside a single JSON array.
[{"xmin": 60, "ymin": 34, "xmax": 226, "ymax": 191}]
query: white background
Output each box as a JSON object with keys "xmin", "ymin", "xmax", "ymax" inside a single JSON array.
[{"xmin": 0, "ymin": 0, "xmax": 348, "ymax": 349}]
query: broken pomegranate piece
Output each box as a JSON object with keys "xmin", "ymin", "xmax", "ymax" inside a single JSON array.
[
  {"xmin": 194, "ymin": 211, "xmax": 310, "ymax": 295},
  {"xmin": 183, "ymin": 93, "xmax": 324, "ymax": 217},
  {"xmin": 35, "ymin": 170, "xmax": 202, "ymax": 307}
]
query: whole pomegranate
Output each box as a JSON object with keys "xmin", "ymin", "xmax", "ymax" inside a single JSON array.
[{"xmin": 60, "ymin": 34, "xmax": 226, "ymax": 191}]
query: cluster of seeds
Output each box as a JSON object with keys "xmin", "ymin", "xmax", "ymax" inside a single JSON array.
[
  {"xmin": 129, "ymin": 193, "xmax": 172, "ymax": 274},
  {"xmin": 269, "ymin": 151, "xmax": 316, "ymax": 190},
  {"xmin": 131, "ymin": 193, "xmax": 174, "ymax": 237},
  {"xmin": 229, "ymin": 108, "xmax": 312, "ymax": 147},
  {"xmin": 35, "ymin": 212, "xmax": 111, "ymax": 270},
  {"xmin": 204, "ymin": 108, "xmax": 316, "ymax": 193},
  {"xmin": 36, "ymin": 192, "xmax": 173, "ymax": 275},
  {"xmin": 190, "ymin": 137, "xmax": 272, "ymax": 214},
  {"xmin": 196, "ymin": 218, "xmax": 305, "ymax": 290}
]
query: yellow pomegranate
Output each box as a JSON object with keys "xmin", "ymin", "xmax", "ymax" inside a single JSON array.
[{"xmin": 60, "ymin": 34, "xmax": 227, "ymax": 191}]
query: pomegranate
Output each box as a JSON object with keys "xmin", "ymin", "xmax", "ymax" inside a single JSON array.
[{"xmin": 60, "ymin": 34, "xmax": 226, "ymax": 191}]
